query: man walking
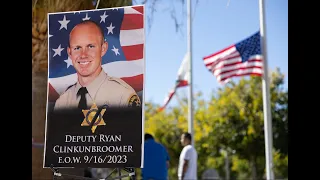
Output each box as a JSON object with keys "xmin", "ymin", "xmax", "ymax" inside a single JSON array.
[{"xmin": 178, "ymin": 132, "xmax": 198, "ymax": 180}]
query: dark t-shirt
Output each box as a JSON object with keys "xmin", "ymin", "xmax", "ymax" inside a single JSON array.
[{"xmin": 142, "ymin": 139, "xmax": 170, "ymax": 180}]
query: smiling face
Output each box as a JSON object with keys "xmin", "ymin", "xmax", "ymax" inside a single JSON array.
[{"xmin": 67, "ymin": 22, "xmax": 108, "ymax": 78}]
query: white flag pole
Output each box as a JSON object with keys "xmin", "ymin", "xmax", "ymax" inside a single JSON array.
[
  {"xmin": 187, "ymin": 0, "xmax": 194, "ymax": 146},
  {"xmin": 259, "ymin": 0, "xmax": 274, "ymax": 179}
]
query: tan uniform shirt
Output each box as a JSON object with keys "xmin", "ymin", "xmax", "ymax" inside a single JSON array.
[{"xmin": 54, "ymin": 71, "xmax": 141, "ymax": 111}]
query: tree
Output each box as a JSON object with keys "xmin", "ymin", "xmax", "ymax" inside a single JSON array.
[
  {"xmin": 138, "ymin": 0, "xmax": 201, "ymax": 36},
  {"xmin": 204, "ymin": 69, "xmax": 288, "ymax": 179},
  {"xmin": 144, "ymin": 69, "xmax": 288, "ymax": 180}
]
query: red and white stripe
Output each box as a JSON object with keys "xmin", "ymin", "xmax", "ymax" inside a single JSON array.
[
  {"xmin": 48, "ymin": 6, "xmax": 145, "ymax": 102},
  {"xmin": 203, "ymin": 45, "xmax": 263, "ymax": 84},
  {"xmin": 158, "ymin": 53, "xmax": 189, "ymax": 112}
]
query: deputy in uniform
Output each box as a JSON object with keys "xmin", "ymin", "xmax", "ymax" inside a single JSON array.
[{"xmin": 53, "ymin": 20, "xmax": 140, "ymax": 111}]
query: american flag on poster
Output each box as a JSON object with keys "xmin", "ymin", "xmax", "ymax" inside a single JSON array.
[
  {"xmin": 203, "ymin": 31, "xmax": 263, "ymax": 84},
  {"xmin": 47, "ymin": 5, "xmax": 144, "ymax": 102},
  {"xmin": 158, "ymin": 53, "xmax": 189, "ymax": 112}
]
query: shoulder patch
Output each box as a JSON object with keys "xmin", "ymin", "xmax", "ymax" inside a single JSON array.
[
  {"xmin": 127, "ymin": 94, "xmax": 141, "ymax": 107},
  {"xmin": 108, "ymin": 76, "xmax": 133, "ymax": 90}
]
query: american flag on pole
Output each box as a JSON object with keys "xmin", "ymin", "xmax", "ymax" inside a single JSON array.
[
  {"xmin": 203, "ymin": 31, "xmax": 263, "ymax": 84},
  {"xmin": 159, "ymin": 53, "xmax": 189, "ymax": 112},
  {"xmin": 47, "ymin": 5, "xmax": 144, "ymax": 103}
]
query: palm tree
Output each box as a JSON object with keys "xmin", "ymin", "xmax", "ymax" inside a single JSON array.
[{"xmin": 32, "ymin": 0, "xmax": 132, "ymax": 179}]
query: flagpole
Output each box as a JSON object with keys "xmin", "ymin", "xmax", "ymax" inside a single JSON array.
[
  {"xmin": 259, "ymin": 0, "xmax": 274, "ymax": 179},
  {"xmin": 187, "ymin": 0, "xmax": 194, "ymax": 146}
]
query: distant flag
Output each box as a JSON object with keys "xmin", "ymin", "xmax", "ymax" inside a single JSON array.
[
  {"xmin": 203, "ymin": 31, "xmax": 263, "ymax": 84},
  {"xmin": 158, "ymin": 53, "xmax": 190, "ymax": 112}
]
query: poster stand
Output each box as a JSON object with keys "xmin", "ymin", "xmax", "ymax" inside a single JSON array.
[{"xmin": 50, "ymin": 165, "xmax": 136, "ymax": 180}]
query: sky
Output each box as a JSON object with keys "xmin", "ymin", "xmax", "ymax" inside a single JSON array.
[{"xmin": 134, "ymin": 0, "xmax": 288, "ymax": 108}]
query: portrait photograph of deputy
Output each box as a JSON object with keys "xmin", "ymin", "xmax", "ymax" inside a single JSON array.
[
  {"xmin": 53, "ymin": 20, "xmax": 141, "ymax": 112},
  {"xmin": 43, "ymin": 7, "xmax": 145, "ymax": 171}
]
